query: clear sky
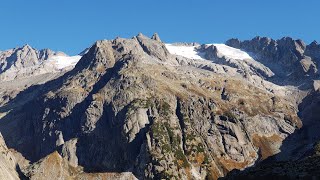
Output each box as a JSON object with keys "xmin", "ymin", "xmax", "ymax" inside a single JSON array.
[{"xmin": 0, "ymin": 0, "xmax": 319, "ymax": 55}]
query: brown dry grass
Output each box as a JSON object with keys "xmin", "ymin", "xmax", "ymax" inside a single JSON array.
[
  {"xmin": 206, "ymin": 162, "xmax": 223, "ymax": 180},
  {"xmin": 218, "ymin": 157, "xmax": 250, "ymax": 172},
  {"xmin": 96, "ymin": 65, "xmax": 106, "ymax": 73},
  {"xmin": 185, "ymin": 166, "xmax": 192, "ymax": 180},
  {"xmin": 252, "ymin": 134, "xmax": 283, "ymax": 160},
  {"xmin": 187, "ymin": 85, "xmax": 210, "ymax": 98},
  {"xmin": 195, "ymin": 153, "xmax": 205, "ymax": 165},
  {"xmin": 92, "ymin": 93, "xmax": 104, "ymax": 102}
]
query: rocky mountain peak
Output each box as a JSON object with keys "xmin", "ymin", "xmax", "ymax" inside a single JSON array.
[
  {"xmin": 21, "ymin": 44, "xmax": 33, "ymax": 50},
  {"xmin": 76, "ymin": 33, "xmax": 172, "ymax": 71},
  {"xmin": 309, "ymin": 40, "xmax": 319, "ymax": 46},
  {"xmin": 151, "ymin": 32, "xmax": 162, "ymax": 42},
  {"xmin": 135, "ymin": 33, "xmax": 171, "ymax": 62},
  {"xmin": 0, "ymin": 44, "xmax": 80, "ymax": 81},
  {"xmin": 136, "ymin": 32, "xmax": 145, "ymax": 38},
  {"xmin": 225, "ymin": 38, "xmax": 241, "ymax": 49},
  {"xmin": 253, "ymin": 36, "xmax": 272, "ymax": 42},
  {"xmin": 306, "ymin": 40, "xmax": 320, "ymax": 62},
  {"xmin": 38, "ymin": 48, "xmax": 59, "ymax": 60},
  {"xmin": 76, "ymin": 40, "xmax": 116, "ymax": 70},
  {"xmin": 277, "ymin": 37, "xmax": 306, "ymax": 52}
]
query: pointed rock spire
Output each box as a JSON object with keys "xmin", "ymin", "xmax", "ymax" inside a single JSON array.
[
  {"xmin": 21, "ymin": 44, "xmax": 33, "ymax": 50},
  {"xmin": 137, "ymin": 32, "xmax": 144, "ymax": 37},
  {"xmin": 310, "ymin": 40, "xmax": 319, "ymax": 46},
  {"xmin": 225, "ymin": 38, "xmax": 241, "ymax": 49},
  {"xmin": 151, "ymin": 33, "xmax": 162, "ymax": 42}
]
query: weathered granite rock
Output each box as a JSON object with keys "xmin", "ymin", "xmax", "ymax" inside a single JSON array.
[{"xmin": 0, "ymin": 133, "xmax": 19, "ymax": 180}]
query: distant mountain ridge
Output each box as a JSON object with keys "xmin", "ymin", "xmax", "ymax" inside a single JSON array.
[
  {"xmin": 226, "ymin": 37, "xmax": 320, "ymax": 85},
  {"xmin": 0, "ymin": 44, "xmax": 81, "ymax": 81}
]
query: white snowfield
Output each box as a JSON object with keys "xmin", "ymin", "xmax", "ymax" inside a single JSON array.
[
  {"xmin": 165, "ymin": 43, "xmax": 253, "ymax": 61},
  {"xmin": 47, "ymin": 55, "xmax": 82, "ymax": 70},
  {"xmin": 212, "ymin": 44, "xmax": 252, "ymax": 60},
  {"xmin": 165, "ymin": 44, "xmax": 204, "ymax": 60},
  {"xmin": 165, "ymin": 43, "xmax": 275, "ymax": 78}
]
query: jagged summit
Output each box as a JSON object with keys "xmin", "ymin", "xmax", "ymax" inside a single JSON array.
[
  {"xmin": 151, "ymin": 32, "xmax": 162, "ymax": 42},
  {"xmin": 310, "ymin": 40, "xmax": 319, "ymax": 46},
  {"xmin": 225, "ymin": 36, "xmax": 320, "ymax": 86},
  {"xmin": 21, "ymin": 44, "xmax": 33, "ymax": 50},
  {"xmin": 0, "ymin": 44, "xmax": 81, "ymax": 81}
]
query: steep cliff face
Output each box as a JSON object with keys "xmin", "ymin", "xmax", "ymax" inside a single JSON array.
[{"xmin": 0, "ymin": 34, "xmax": 308, "ymax": 180}]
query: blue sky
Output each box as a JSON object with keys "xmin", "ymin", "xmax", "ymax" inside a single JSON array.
[{"xmin": 0, "ymin": 0, "xmax": 319, "ymax": 55}]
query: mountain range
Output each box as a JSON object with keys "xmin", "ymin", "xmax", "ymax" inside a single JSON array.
[{"xmin": 0, "ymin": 33, "xmax": 319, "ymax": 180}]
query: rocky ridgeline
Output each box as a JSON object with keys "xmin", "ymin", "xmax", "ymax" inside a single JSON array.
[
  {"xmin": 0, "ymin": 45, "xmax": 68, "ymax": 81},
  {"xmin": 0, "ymin": 34, "xmax": 318, "ymax": 179},
  {"xmin": 226, "ymin": 37, "xmax": 320, "ymax": 86}
]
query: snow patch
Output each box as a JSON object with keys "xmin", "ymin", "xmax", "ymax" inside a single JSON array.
[
  {"xmin": 165, "ymin": 43, "xmax": 274, "ymax": 77},
  {"xmin": 165, "ymin": 44, "xmax": 205, "ymax": 60},
  {"xmin": 165, "ymin": 43, "xmax": 253, "ymax": 61},
  {"xmin": 212, "ymin": 44, "xmax": 252, "ymax": 60},
  {"xmin": 47, "ymin": 55, "xmax": 82, "ymax": 70}
]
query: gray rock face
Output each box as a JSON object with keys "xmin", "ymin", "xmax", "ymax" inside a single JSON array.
[{"xmin": 305, "ymin": 41, "xmax": 320, "ymax": 62}]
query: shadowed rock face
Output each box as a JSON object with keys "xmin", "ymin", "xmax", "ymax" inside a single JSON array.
[
  {"xmin": 305, "ymin": 41, "xmax": 320, "ymax": 62},
  {"xmin": 0, "ymin": 34, "xmax": 319, "ymax": 179},
  {"xmin": 223, "ymin": 140, "xmax": 320, "ymax": 180}
]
